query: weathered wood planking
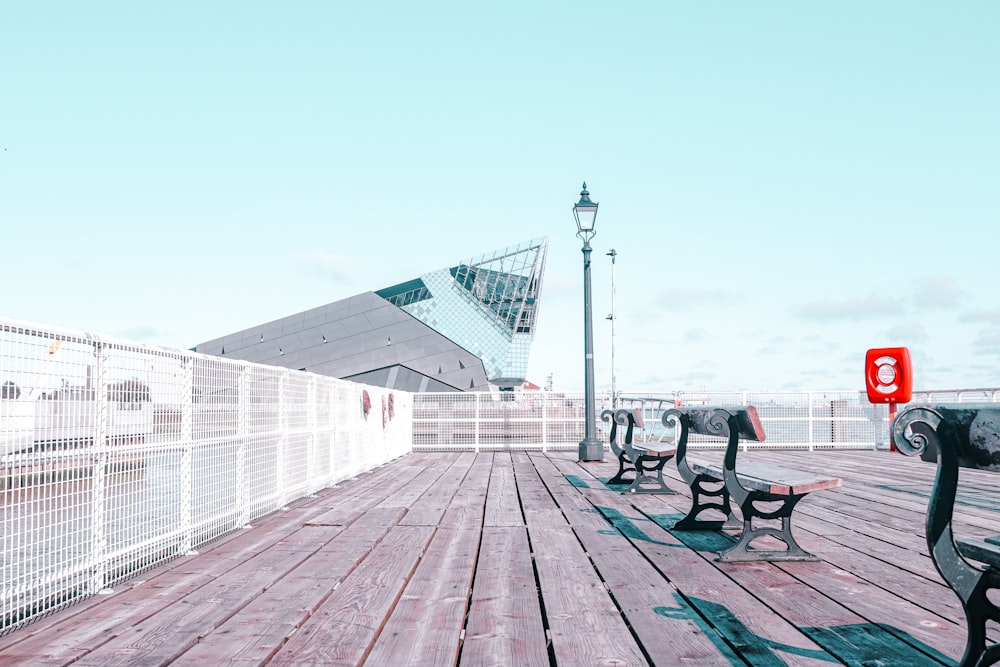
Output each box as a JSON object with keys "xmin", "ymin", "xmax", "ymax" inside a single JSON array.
[
  {"xmin": 592, "ymin": 450, "xmax": 985, "ymax": 663},
  {"xmin": 6, "ymin": 449, "xmax": 1000, "ymax": 665},
  {"xmin": 530, "ymin": 524, "xmax": 648, "ymax": 665},
  {"xmin": 364, "ymin": 527, "xmax": 481, "ymax": 666},
  {"xmin": 169, "ymin": 509, "xmax": 411, "ymax": 665},
  {"xmin": 270, "ymin": 525, "xmax": 436, "ymax": 666},
  {"xmin": 511, "ymin": 452, "xmax": 569, "ymax": 529},
  {"xmin": 440, "ymin": 452, "xmax": 492, "ymax": 529},
  {"xmin": 555, "ymin": 456, "xmax": 839, "ymax": 665},
  {"xmin": 483, "ymin": 453, "xmax": 524, "ymax": 528},
  {"xmin": 399, "ymin": 451, "xmax": 477, "ymax": 527},
  {"xmin": 67, "ymin": 525, "xmax": 345, "ymax": 666},
  {"xmin": 462, "ymin": 526, "xmax": 550, "ymax": 666},
  {"xmin": 542, "ymin": 456, "xmax": 748, "ymax": 665}
]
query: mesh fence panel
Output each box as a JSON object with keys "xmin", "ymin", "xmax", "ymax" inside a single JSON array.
[
  {"xmin": 1, "ymin": 318, "xmax": 413, "ymax": 636},
  {"xmin": 412, "ymin": 390, "xmax": 902, "ymax": 451}
]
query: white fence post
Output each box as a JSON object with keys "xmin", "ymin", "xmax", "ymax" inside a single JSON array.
[
  {"xmin": 808, "ymin": 392, "xmax": 816, "ymax": 452},
  {"xmin": 542, "ymin": 392, "xmax": 548, "ymax": 453},
  {"xmin": 180, "ymin": 356, "xmax": 195, "ymax": 555},
  {"xmin": 237, "ymin": 364, "xmax": 249, "ymax": 527},
  {"xmin": 307, "ymin": 375, "xmax": 318, "ymax": 492},
  {"xmin": 277, "ymin": 371, "xmax": 287, "ymax": 506},
  {"xmin": 88, "ymin": 342, "xmax": 110, "ymax": 595}
]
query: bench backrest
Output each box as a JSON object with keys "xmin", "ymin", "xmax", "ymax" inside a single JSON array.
[
  {"xmin": 601, "ymin": 408, "xmax": 644, "ymax": 457},
  {"xmin": 893, "ymin": 403, "xmax": 1000, "ymax": 472},
  {"xmin": 662, "ymin": 405, "xmax": 765, "ymax": 443}
]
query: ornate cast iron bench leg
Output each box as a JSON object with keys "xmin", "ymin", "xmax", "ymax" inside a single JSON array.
[
  {"xmin": 671, "ymin": 472, "xmax": 737, "ymax": 530},
  {"xmin": 602, "ymin": 409, "xmax": 636, "ymax": 485},
  {"xmin": 624, "ymin": 452, "xmax": 676, "ymax": 495},
  {"xmin": 718, "ymin": 493, "xmax": 816, "ymax": 562},
  {"xmin": 667, "ymin": 409, "xmax": 738, "ymax": 530}
]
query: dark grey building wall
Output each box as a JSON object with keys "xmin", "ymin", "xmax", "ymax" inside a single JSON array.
[{"xmin": 194, "ymin": 292, "xmax": 490, "ymax": 392}]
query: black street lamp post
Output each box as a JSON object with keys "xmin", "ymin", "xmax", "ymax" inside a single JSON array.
[{"xmin": 573, "ymin": 182, "xmax": 604, "ymax": 461}]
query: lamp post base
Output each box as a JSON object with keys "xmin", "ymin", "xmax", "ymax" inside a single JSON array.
[{"xmin": 578, "ymin": 437, "xmax": 604, "ymax": 462}]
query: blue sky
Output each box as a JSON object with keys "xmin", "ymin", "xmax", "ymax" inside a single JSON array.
[{"xmin": 2, "ymin": 2, "xmax": 997, "ymax": 393}]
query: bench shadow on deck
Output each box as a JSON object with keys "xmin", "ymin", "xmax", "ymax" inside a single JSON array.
[{"xmin": 1, "ymin": 449, "xmax": 995, "ymax": 666}]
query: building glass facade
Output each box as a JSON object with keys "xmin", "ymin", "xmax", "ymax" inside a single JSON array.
[{"xmin": 376, "ymin": 237, "xmax": 547, "ymax": 387}]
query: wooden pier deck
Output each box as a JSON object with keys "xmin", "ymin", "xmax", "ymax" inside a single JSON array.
[{"xmin": 1, "ymin": 448, "xmax": 996, "ymax": 666}]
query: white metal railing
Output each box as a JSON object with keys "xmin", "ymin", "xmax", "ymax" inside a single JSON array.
[
  {"xmin": 411, "ymin": 390, "xmax": 897, "ymax": 451},
  {"xmin": 1, "ymin": 317, "xmax": 412, "ymax": 636}
]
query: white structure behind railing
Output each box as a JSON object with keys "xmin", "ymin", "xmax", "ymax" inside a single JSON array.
[
  {"xmin": 411, "ymin": 389, "xmax": 895, "ymax": 451},
  {"xmin": 1, "ymin": 318, "xmax": 412, "ymax": 636}
]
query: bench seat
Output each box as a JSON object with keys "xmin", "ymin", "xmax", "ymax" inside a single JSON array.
[{"xmin": 689, "ymin": 460, "xmax": 843, "ymax": 497}]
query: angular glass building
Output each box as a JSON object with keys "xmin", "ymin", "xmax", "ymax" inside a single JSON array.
[{"xmin": 193, "ymin": 238, "xmax": 548, "ymax": 392}]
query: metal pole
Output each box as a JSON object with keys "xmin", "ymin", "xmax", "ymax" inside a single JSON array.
[
  {"xmin": 607, "ymin": 248, "xmax": 617, "ymax": 409},
  {"xmin": 579, "ymin": 237, "xmax": 603, "ymax": 461}
]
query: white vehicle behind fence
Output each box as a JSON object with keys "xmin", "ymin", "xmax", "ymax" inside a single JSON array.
[{"xmin": 0, "ymin": 393, "xmax": 153, "ymax": 459}]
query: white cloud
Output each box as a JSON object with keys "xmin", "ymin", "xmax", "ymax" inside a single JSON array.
[
  {"xmin": 884, "ymin": 322, "xmax": 929, "ymax": 343},
  {"xmin": 972, "ymin": 328, "xmax": 1000, "ymax": 353},
  {"xmin": 305, "ymin": 252, "xmax": 356, "ymax": 283},
  {"xmin": 961, "ymin": 309, "xmax": 1000, "ymax": 325},
  {"xmin": 911, "ymin": 275, "xmax": 964, "ymax": 309},
  {"xmin": 791, "ymin": 295, "xmax": 904, "ymax": 322},
  {"xmin": 119, "ymin": 326, "xmax": 161, "ymax": 342}
]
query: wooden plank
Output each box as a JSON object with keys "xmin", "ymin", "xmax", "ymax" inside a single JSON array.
[
  {"xmin": 365, "ymin": 527, "xmax": 481, "ymax": 665},
  {"xmin": 170, "ymin": 509, "xmax": 407, "ymax": 666},
  {"xmin": 305, "ymin": 453, "xmax": 437, "ymax": 526},
  {"xmin": 688, "ymin": 459, "xmax": 842, "ymax": 496},
  {"xmin": 511, "ymin": 453, "xmax": 568, "ymax": 529},
  {"xmin": 484, "ymin": 453, "xmax": 523, "ymax": 527},
  {"xmin": 530, "ymin": 525, "xmax": 648, "ymax": 666},
  {"xmin": 66, "ymin": 525, "xmax": 343, "ymax": 666},
  {"xmin": 632, "ymin": 444, "xmax": 677, "ymax": 458},
  {"xmin": 269, "ymin": 525, "xmax": 435, "ymax": 666},
  {"xmin": 462, "ymin": 526, "xmax": 550, "ymax": 666},
  {"xmin": 440, "ymin": 452, "xmax": 492, "ymax": 529},
  {"xmin": 541, "ymin": 459, "xmax": 746, "ymax": 664},
  {"xmin": 772, "ymin": 560, "xmax": 963, "ymax": 663},
  {"xmin": 529, "ymin": 454, "xmax": 613, "ymax": 534},
  {"xmin": 400, "ymin": 451, "xmax": 476, "ymax": 526},
  {"xmin": 0, "ymin": 497, "xmax": 371, "ymax": 662},
  {"xmin": 0, "ymin": 568, "xmax": 219, "ymax": 665},
  {"xmin": 716, "ymin": 559, "xmax": 955, "ymax": 665}
]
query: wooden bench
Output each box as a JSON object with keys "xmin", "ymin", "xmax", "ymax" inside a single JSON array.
[
  {"xmin": 665, "ymin": 405, "xmax": 842, "ymax": 562},
  {"xmin": 600, "ymin": 407, "xmax": 677, "ymax": 494},
  {"xmin": 893, "ymin": 403, "xmax": 1000, "ymax": 667}
]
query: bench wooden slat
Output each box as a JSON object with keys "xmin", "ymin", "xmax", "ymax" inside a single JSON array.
[
  {"xmin": 687, "ymin": 460, "xmax": 842, "ymax": 496},
  {"xmin": 957, "ymin": 538, "xmax": 1000, "ymax": 568},
  {"xmin": 631, "ymin": 444, "xmax": 677, "ymax": 459}
]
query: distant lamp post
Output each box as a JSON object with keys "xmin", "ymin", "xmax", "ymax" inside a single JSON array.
[
  {"xmin": 607, "ymin": 248, "xmax": 617, "ymax": 408},
  {"xmin": 574, "ymin": 182, "xmax": 603, "ymax": 461}
]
